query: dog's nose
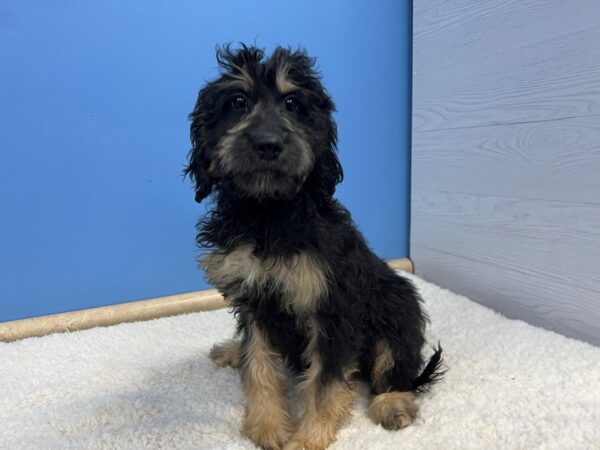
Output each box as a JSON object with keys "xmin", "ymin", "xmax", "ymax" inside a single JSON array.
[{"xmin": 253, "ymin": 134, "xmax": 284, "ymax": 161}]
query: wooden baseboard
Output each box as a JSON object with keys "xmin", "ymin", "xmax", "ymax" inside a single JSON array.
[
  {"xmin": 387, "ymin": 258, "xmax": 413, "ymax": 273},
  {"xmin": 0, "ymin": 258, "xmax": 413, "ymax": 343}
]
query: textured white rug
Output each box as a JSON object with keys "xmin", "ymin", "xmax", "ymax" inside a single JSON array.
[{"xmin": 1, "ymin": 273, "xmax": 599, "ymax": 449}]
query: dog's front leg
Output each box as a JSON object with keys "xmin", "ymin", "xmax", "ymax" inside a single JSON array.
[
  {"xmin": 285, "ymin": 366, "xmax": 358, "ymax": 450},
  {"xmin": 240, "ymin": 321, "xmax": 292, "ymax": 450},
  {"xmin": 285, "ymin": 321, "xmax": 358, "ymax": 450}
]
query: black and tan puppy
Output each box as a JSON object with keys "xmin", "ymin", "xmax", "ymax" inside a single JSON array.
[{"xmin": 185, "ymin": 44, "xmax": 443, "ymax": 450}]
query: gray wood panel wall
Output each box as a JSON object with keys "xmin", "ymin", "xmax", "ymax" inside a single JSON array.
[{"xmin": 411, "ymin": 0, "xmax": 600, "ymax": 345}]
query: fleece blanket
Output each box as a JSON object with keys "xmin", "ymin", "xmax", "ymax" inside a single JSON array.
[{"xmin": 1, "ymin": 273, "xmax": 599, "ymax": 449}]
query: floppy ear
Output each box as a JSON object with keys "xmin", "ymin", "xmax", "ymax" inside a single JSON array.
[
  {"xmin": 185, "ymin": 92, "xmax": 214, "ymax": 203},
  {"xmin": 306, "ymin": 98, "xmax": 343, "ymax": 202},
  {"xmin": 313, "ymin": 121, "xmax": 343, "ymax": 200}
]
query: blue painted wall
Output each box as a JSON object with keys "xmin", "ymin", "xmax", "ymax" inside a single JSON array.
[{"xmin": 0, "ymin": 1, "xmax": 412, "ymax": 321}]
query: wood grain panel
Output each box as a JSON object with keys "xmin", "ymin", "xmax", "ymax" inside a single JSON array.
[
  {"xmin": 412, "ymin": 0, "xmax": 600, "ymax": 345},
  {"xmin": 412, "ymin": 116, "xmax": 600, "ymax": 204},
  {"xmin": 412, "ymin": 190, "xmax": 600, "ymax": 308},
  {"xmin": 413, "ymin": 1, "xmax": 600, "ymax": 130},
  {"xmin": 413, "ymin": 0, "xmax": 449, "ymax": 16},
  {"xmin": 414, "ymin": 0, "xmax": 600, "ymax": 76},
  {"xmin": 411, "ymin": 245, "xmax": 600, "ymax": 345}
]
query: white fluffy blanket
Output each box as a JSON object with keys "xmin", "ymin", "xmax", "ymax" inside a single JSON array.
[{"xmin": 1, "ymin": 273, "xmax": 599, "ymax": 449}]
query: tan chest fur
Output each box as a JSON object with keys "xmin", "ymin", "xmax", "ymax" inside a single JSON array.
[{"xmin": 201, "ymin": 244, "xmax": 330, "ymax": 314}]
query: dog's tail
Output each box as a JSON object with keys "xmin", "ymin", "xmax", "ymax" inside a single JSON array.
[{"xmin": 412, "ymin": 343, "xmax": 445, "ymax": 393}]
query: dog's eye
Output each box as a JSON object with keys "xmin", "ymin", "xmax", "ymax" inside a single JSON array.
[
  {"xmin": 284, "ymin": 96, "xmax": 299, "ymax": 112},
  {"xmin": 231, "ymin": 95, "xmax": 248, "ymax": 110}
]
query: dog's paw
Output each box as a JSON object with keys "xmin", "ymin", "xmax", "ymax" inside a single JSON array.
[
  {"xmin": 284, "ymin": 439, "xmax": 325, "ymax": 450},
  {"xmin": 283, "ymin": 425, "xmax": 336, "ymax": 450},
  {"xmin": 368, "ymin": 391, "xmax": 418, "ymax": 430},
  {"xmin": 284, "ymin": 437, "xmax": 333, "ymax": 450},
  {"xmin": 209, "ymin": 339, "xmax": 241, "ymax": 368},
  {"xmin": 243, "ymin": 417, "xmax": 291, "ymax": 450}
]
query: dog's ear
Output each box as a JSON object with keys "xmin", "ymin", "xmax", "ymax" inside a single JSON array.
[
  {"xmin": 185, "ymin": 90, "xmax": 214, "ymax": 203},
  {"xmin": 311, "ymin": 119, "xmax": 344, "ymax": 200},
  {"xmin": 307, "ymin": 96, "xmax": 343, "ymax": 202}
]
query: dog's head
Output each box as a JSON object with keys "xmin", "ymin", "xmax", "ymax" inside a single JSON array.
[{"xmin": 185, "ymin": 44, "xmax": 342, "ymax": 203}]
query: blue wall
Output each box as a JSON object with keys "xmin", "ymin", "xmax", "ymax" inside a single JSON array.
[{"xmin": 0, "ymin": 1, "xmax": 412, "ymax": 321}]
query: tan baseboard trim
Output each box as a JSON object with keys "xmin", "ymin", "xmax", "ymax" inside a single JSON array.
[
  {"xmin": 0, "ymin": 257, "xmax": 413, "ymax": 343},
  {"xmin": 0, "ymin": 289, "xmax": 227, "ymax": 343},
  {"xmin": 387, "ymin": 257, "xmax": 413, "ymax": 273}
]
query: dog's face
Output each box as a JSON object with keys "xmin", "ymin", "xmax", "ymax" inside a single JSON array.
[{"xmin": 186, "ymin": 45, "xmax": 342, "ymax": 202}]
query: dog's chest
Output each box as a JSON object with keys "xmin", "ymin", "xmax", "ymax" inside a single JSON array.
[{"xmin": 201, "ymin": 244, "xmax": 330, "ymax": 313}]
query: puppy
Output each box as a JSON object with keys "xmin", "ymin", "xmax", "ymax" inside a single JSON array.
[{"xmin": 185, "ymin": 44, "xmax": 443, "ymax": 450}]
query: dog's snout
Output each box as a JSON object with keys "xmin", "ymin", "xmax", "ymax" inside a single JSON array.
[{"xmin": 253, "ymin": 134, "xmax": 284, "ymax": 161}]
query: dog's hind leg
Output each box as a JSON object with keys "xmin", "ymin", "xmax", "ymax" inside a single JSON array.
[
  {"xmin": 368, "ymin": 339, "xmax": 420, "ymax": 429},
  {"xmin": 209, "ymin": 339, "xmax": 241, "ymax": 368},
  {"xmin": 369, "ymin": 391, "xmax": 419, "ymax": 430},
  {"xmin": 368, "ymin": 338, "xmax": 444, "ymax": 430}
]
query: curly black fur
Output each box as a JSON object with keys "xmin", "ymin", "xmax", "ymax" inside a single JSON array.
[{"xmin": 185, "ymin": 44, "xmax": 443, "ymax": 423}]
